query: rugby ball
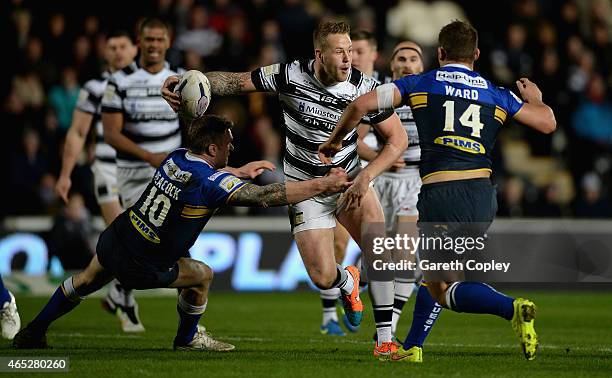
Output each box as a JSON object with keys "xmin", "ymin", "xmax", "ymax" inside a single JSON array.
[{"xmin": 175, "ymin": 70, "xmax": 212, "ymax": 120}]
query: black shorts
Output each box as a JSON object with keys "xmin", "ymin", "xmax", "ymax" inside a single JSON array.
[
  {"xmin": 96, "ymin": 226, "xmax": 180, "ymax": 290},
  {"xmin": 416, "ymin": 178, "xmax": 497, "ymax": 281},
  {"xmin": 417, "ymin": 178, "xmax": 497, "ymax": 225}
]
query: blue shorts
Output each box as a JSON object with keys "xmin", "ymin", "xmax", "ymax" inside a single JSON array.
[{"xmin": 96, "ymin": 225, "xmax": 180, "ymax": 290}]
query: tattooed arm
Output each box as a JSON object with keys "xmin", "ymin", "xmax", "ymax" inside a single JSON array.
[
  {"xmin": 227, "ymin": 168, "xmax": 351, "ymax": 207},
  {"xmin": 205, "ymin": 71, "xmax": 256, "ymax": 96},
  {"xmin": 162, "ymin": 71, "xmax": 258, "ymax": 111}
]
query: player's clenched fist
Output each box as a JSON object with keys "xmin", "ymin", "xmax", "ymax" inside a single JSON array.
[
  {"xmin": 318, "ymin": 140, "xmax": 343, "ymax": 164},
  {"xmin": 516, "ymin": 78, "xmax": 543, "ymax": 104},
  {"xmin": 321, "ymin": 167, "xmax": 352, "ymax": 194}
]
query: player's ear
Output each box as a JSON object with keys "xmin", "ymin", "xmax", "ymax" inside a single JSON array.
[
  {"xmin": 437, "ymin": 47, "xmax": 446, "ymax": 62},
  {"xmin": 315, "ymin": 48, "xmax": 322, "ymax": 63},
  {"xmin": 207, "ymin": 144, "xmax": 217, "ymax": 157},
  {"xmin": 473, "ymin": 48, "xmax": 480, "ymax": 62}
]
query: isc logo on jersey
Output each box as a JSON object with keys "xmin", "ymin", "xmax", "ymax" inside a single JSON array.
[{"xmin": 434, "ymin": 136, "xmax": 485, "ymax": 154}]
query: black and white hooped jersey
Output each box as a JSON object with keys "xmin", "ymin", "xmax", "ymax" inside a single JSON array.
[
  {"xmin": 251, "ymin": 60, "xmax": 393, "ymax": 181},
  {"xmin": 75, "ymin": 71, "xmax": 116, "ymax": 163},
  {"xmin": 101, "ymin": 62, "xmax": 184, "ymax": 169},
  {"xmin": 362, "ymin": 74, "xmax": 421, "ymax": 172}
]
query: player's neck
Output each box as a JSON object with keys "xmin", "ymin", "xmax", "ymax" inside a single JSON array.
[
  {"xmin": 140, "ymin": 57, "xmax": 165, "ymax": 74},
  {"xmin": 313, "ymin": 61, "xmax": 340, "ymax": 86},
  {"xmin": 187, "ymin": 150, "xmax": 216, "ymax": 168},
  {"xmin": 441, "ymin": 60, "xmax": 474, "ymax": 70}
]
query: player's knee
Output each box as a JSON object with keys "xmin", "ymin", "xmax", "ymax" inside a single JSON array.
[
  {"xmin": 195, "ymin": 261, "xmax": 213, "ymax": 286},
  {"xmin": 309, "ymin": 268, "xmax": 336, "ymax": 290}
]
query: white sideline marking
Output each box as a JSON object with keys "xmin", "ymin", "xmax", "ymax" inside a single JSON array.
[{"xmin": 220, "ymin": 336, "xmax": 270, "ymax": 342}]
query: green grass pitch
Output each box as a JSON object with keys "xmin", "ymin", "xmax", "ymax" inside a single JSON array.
[{"xmin": 1, "ymin": 291, "xmax": 611, "ymax": 377}]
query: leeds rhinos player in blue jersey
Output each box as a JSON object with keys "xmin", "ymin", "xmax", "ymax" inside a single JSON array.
[
  {"xmin": 320, "ymin": 21, "xmax": 556, "ymax": 362},
  {"xmin": 13, "ymin": 115, "xmax": 351, "ymax": 351}
]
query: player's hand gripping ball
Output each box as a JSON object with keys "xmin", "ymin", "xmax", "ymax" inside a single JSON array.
[{"xmin": 174, "ymin": 70, "xmax": 212, "ymax": 120}]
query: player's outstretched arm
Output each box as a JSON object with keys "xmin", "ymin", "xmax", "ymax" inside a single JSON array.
[
  {"xmin": 227, "ymin": 168, "xmax": 351, "ymax": 207},
  {"xmin": 340, "ymin": 113, "xmax": 408, "ymax": 210},
  {"xmin": 222, "ymin": 160, "xmax": 276, "ymax": 180},
  {"xmin": 56, "ymin": 109, "xmax": 94, "ymax": 203},
  {"xmin": 162, "ymin": 71, "xmax": 257, "ymax": 112},
  {"xmin": 513, "ymin": 78, "xmax": 556, "ymax": 134},
  {"xmin": 319, "ymin": 84, "xmax": 403, "ymax": 164}
]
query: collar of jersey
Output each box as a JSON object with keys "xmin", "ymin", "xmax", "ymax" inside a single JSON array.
[
  {"xmin": 442, "ymin": 63, "xmax": 473, "ymax": 71},
  {"xmin": 185, "ymin": 150, "xmax": 213, "ymax": 168}
]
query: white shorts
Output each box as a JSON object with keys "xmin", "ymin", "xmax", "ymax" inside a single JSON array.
[
  {"xmin": 117, "ymin": 166, "xmax": 156, "ymax": 208},
  {"xmin": 288, "ymin": 193, "xmax": 341, "ymax": 234},
  {"xmin": 92, "ymin": 160, "xmax": 119, "ymax": 204},
  {"xmin": 373, "ymin": 169, "xmax": 421, "ymax": 232}
]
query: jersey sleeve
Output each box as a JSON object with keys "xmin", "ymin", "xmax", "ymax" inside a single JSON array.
[
  {"xmin": 362, "ymin": 78, "xmax": 394, "ymax": 124},
  {"xmin": 101, "ymin": 76, "xmax": 124, "ymax": 113},
  {"xmin": 204, "ymin": 172, "xmax": 247, "ymax": 207},
  {"xmin": 250, "ymin": 63, "xmax": 287, "ymax": 92},
  {"xmin": 75, "ymin": 80, "xmax": 100, "ymax": 114},
  {"xmin": 393, "ymin": 75, "xmax": 421, "ymax": 105},
  {"xmin": 496, "ymin": 87, "xmax": 524, "ymax": 117}
]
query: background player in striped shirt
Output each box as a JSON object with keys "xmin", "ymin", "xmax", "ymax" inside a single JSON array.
[
  {"xmin": 162, "ymin": 20, "xmax": 408, "ymax": 359},
  {"xmin": 100, "ymin": 18, "xmax": 183, "ymax": 333},
  {"xmin": 358, "ymin": 41, "xmax": 426, "ymax": 343},
  {"xmin": 55, "ymin": 30, "xmax": 138, "ymax": 332}
]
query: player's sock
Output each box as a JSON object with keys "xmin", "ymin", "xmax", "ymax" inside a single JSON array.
[
  {"xmin": 29, "ymin": 277, "xmax": 83, "ymax": 334},
  {"xmin": 174, "ymin": 295, "xmax": 206, "ymax": 346},
  {"xmin": 357, "ymin": 256, "xmax": 368, "ymax": 290},
  {"xmin": 403, "ymin": 284, "xmax": 442, "ymax": 349},
  {"xmin": 320, "ymin": 288, "xmax": 339, "ymax": 324},
  {"xmin": 334, "ymin": 265, "xmax": 354, "ymax": 294},
  {"xmin": 391, "ymin": 278, "xmax": 415, "ymax": 334},
  {"xmin": 369, "ymin": 280, "xmax": 394, "ymax": 343},
  {"xmin": 445, "ymin": 281, "xmax": 514, "ymax": 320},
  {"xmin": 0, "ymin": 276, "xmax": 11, "ymax": 305}
]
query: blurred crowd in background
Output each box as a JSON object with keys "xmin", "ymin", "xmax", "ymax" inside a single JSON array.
[{"xmin": 2, "ymin": 0, "xmax": 612, "ymax": 221}]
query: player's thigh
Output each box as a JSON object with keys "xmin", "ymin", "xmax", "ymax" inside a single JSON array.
[
  {"xmin": 337, "ymin": 187, "xmax": 385, "ymax": 247},
  {"xmin": 333, "ymin": 224, "xmax": 351, "ymax": 264},
  {"xmin": 169, "ymin": 258, "xmax": 213, "ymax": 289},
  {"xmin": 294, "ymin": 228, "xmax": 337, "ymax": 285},
  {"xmin": 73, "ymin": 255, "xmax": 115, "ymax": 295}
]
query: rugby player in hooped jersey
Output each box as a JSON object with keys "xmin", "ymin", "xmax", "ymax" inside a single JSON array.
[
  {"xmin": 358, "ymin": 41, "xmax": 427, "ymax": 345},
  {"xmin": 162, "ymin": 20, "xmax": 408, "ymax": 360},
  {"xmin": 319, "ymin": 20, "xmax": 556, "ymax": 363},
  {"xmin": 55, "ymin": 30, "xmax": 140, "ymax": 333},
  {"xmin": 13, "ymin": 115, "xmax": 351, "ymax": 351}
]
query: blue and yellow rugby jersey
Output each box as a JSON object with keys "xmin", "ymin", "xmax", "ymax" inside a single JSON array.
[
  {"xmin": 393, "ymin": 63, "xmax": 523, "ymax": 179},
  {"xmin": 113, "ymin": 148, "xmax": 246, "ymax": 267}
]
